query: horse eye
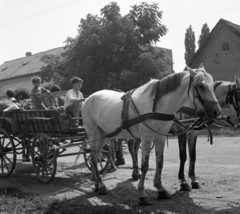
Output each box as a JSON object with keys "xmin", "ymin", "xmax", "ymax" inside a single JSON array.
[{"xmin": 197, "ymin": 84, "xmax": 205, "ymax": 90}]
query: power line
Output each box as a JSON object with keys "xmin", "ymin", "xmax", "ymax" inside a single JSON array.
[
  {"xmin": 0, "ymin": 0, "xmax": 35, "ymax": 15},
  {"xmin": 167, "ymin": 4, "xmax": 240, "ymax": 28},
  {"xmin": 0, "ymin": 0, "xmax": 81, "ymax": 29},
  {"xmin": 165, "ymin": 0, "xmax": 238, "ymax": 24}
]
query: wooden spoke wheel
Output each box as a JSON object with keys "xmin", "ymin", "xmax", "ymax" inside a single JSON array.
[
  {"xmin": 0, "ymin": 128, "xmax": 16, "ymax": 177},
  {"xmin": 31, "ymin": 133, "xmax": 57, "ymax": 183},
  {"xmin": 83, "ymin": 136, "xmax": 111, "ymax": 174}
]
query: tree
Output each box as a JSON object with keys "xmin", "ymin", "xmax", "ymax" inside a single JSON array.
[
  {"xmin": 40, "ymin": 54, "xmax": 64, "ymax": 86},
  {"xmin": 40, "ymin": 2, "xmax": 172, "ymax": 94},
  {"xmin": 184, "ymin": 25, "xmax": 196, "ymax": 65},
  {"xmin": 198, "ymin": 23, "xmax": 210, "ymax": 48}
]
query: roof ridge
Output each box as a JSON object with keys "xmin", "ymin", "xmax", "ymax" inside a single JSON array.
[{"xmin": 3, "ymin": 46, "xmax": 65, "ymax": 63}]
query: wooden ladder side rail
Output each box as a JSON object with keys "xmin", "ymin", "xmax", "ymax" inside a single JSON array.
[
  {"xmin": 31, "ymin": 90, "xmax": 68, "ymax": 109},
  {"xmin": 30, "ymin": 90, "xmax": 68, "ymax": 99}
]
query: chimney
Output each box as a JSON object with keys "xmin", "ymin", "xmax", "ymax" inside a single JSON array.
[{"xmin": 25, "ymin": 52, "xmax": 32, "ymax": 57}]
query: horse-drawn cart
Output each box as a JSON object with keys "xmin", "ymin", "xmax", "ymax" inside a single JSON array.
[{"xmin": 0, "ymin": 93, "xmax": 111, "ymax": 183}]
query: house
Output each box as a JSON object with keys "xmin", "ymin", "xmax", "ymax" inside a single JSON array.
[
  {"xmin": 189, "ymin": 18, "xmax": 240, "ymax": 124},
  {"xmin": 189, "ymin": 18, "xmax": 240, "ymax": 80},
  {"xmin": 0, "ymin": 47, "xmax": 65, "ymax": 99},
  {"xmin": 0, "ymin": 46, "xmax": 173, "ymax": 100}
]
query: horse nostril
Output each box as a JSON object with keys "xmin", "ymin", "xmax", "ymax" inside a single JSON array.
[{"xmin": 213, "ymin": 110, "xmax": 218, "ymax": 117}]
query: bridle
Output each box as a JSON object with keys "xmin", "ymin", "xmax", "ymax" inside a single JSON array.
[
  {"xmin": 187, "ymin": 73, "xmax": 219, "ymax": 118},
  {"xmin": 212, "ymin": 81, "xmax": 240, "ymax": 130},
  {"xmin": 225, "ymin": 83, "xmax": 240, "ymax": 121}
]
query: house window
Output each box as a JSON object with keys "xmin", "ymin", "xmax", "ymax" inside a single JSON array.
[{"xmin": 222, "ymin": 42, "xmax": 230, "ymax": 52}]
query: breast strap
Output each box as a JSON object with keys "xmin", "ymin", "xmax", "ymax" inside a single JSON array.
[{"xmin": 105, "ymin": 90, "xmax": 175, "ymax": 138}]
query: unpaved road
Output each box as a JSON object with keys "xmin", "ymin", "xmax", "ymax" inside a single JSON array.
[{"xmin": 1, "ymin": 136, "xmax": 240, "ymax": 214}]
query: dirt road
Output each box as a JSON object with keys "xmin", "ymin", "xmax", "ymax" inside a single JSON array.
[{"xmin": 0, "ymin": 136, "xmax": 240, "ymax": 213}]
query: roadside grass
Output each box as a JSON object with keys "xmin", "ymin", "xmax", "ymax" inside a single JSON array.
[
  {"xmin": 0, "ymin": 186, "xmax": 137, "ymax": 214},
  {"xmin": 0, "ymin": 186, "xmax": 55, "ymax": 214}
]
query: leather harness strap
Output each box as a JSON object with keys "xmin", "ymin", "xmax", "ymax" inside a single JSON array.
[{"xmin": 105, "ymin": 85, "xmax": 175, "ymax": 138}]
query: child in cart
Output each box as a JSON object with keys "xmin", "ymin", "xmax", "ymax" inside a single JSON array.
[
  {"xmin": 64, "ymin": 76, "xmax": 85, "ymax": 127},
  {"xmin": 31, "ymin": 76, "xmax": 50, "ymax": 110}
]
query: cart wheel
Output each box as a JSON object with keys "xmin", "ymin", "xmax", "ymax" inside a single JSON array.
[
  {"xmin": 0, "ymin": 128, "xmax": 16, "ymax": 177},
  {"xmin": 31, "ymin": 133, "xmax": 57, "ymax": 183},
  {"xmin": 83, "ymin": 136, "xmax": 111, "ymax": 174}
]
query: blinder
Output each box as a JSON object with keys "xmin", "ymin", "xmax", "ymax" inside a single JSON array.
[{"xmin": 190, "ymin": 82, "xmax": 219, "ymax": 118}]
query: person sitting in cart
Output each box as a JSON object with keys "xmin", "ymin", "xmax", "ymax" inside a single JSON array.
[
  {"xmin": 6, "ymin": 89, "xmax": 17, "ymax": 103},
  {"xmin": 30, "ymin": 76, "xmax": 50, "ymax": 110},
  {"xmin": 64, "ymin": 76, "xmax": 85, "ymax": 127}
]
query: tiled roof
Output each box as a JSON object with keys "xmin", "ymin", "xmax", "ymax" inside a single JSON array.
[
  {"xmin": 0, "ymin": 47, "xmax": 64, "ymax": 81},
  {"xmin": 189, "ymin": 19, "xmax": 240, "ymax": 66}
]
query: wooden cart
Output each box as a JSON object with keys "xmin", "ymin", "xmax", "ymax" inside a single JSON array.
[{"xmin": 0, "ymin": 92, "xmax": 111, "ymax": 183}]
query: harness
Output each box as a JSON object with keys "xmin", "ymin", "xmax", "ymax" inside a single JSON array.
[
  {"xmin": 105, "ymin": 75, "xmax": 215, "ymax": 138},
  {"xmin": 225, "ymin": 83, "xmax": 240, "ymax": 121},
  {"xmin": 105, "ymin": 88, "xmax": 175, "ymax": 138}
]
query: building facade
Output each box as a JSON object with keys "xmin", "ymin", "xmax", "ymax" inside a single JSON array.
[
  {"xmin": 0, "ymin": 47, "xmax": 64, "ymax": 99},
  {"xmin": 189, "ymin": 19, "xmax": 240, "ymax": 81},
  {"xmin": 189, "ymin": 19, "xmax": 240, "ymax": 124}
]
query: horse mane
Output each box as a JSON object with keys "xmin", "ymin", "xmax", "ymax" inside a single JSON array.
[{"xmin": 142, "ymin": 72, "xmax": 187, "ymax": 99}]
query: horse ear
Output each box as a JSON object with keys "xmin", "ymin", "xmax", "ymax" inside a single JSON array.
[
  {"xmin": 198, "ymin": 63, "xmax": 204, "ymax": 70},
  {"xmin": 235, "ymin": 75, "xmax": 240, "ymax": 88},
  {"xmin": 186, "ymin": 65, "xmax": 197, "ymax": 77}
]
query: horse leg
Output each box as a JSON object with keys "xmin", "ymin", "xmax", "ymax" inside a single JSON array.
[
  {"xmin": 153, "ymin": 138, "xmax": 170, "ymax": 200},
  {"xmin": 178, "ymin": 133, "xmax": 191, "ymax": 191},
  {"xmin": 127, "ymin": 139, "xmax": 140, "ymax": 181},
  {"xmin": 84, "ymin": 122, "xmax": 108, "ymax": 195},
  {"xmin": 134, "ymin": 138, "xmax": 141, "ymax": 165},
  {"xmin": 188, "ymin": 131, "xmax": 200, "ymax": 189},
  {"xmin": 26, "ymin": 140, "xmax": 31, "ymax": 162},
  {"xmin": 22, "ymin": 139, "xmax": 30, "ymax": 162},
  {"xmin": 90, "ymin": 136, "xmax": 108, "ymax": 195},
  {"xmin": 137, "ymin": 140, "xmax": 152, "ymax": 206},
  {"xmin": 115, "ymin": 138, "xmax": 125, "ymax": 165}
]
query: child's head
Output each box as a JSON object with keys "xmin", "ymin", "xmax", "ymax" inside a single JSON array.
[
  {"xmin": 31, "ymin": 76, "xmax": 41, "ymax": 87},
  {"xmin": 50, "ymin": 84, "xmax": 61, "ymax": 92},
  {"xmin": 6, "ymin": 89, "xmax": 15, "ymax": 98},
  {"xmin": 70, "ymin": 76, "xmax": 83, "ymax": 90}
]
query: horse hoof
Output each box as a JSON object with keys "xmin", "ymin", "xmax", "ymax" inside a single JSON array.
[
  {"xmin": 138, "ymin": 197, "xmax": 152, "ymax": 206},
  {"xmin": 180, "ymin": 183, "xmax": 191, "ymax": 191},
  {"xmin": 191, "ymin": 181, "xmax": 200, "ymax": 189},
  {"xmin": 132, "ymin": 173, "xmax": 140, "ymax": 181},
  {"xmin": 158, "ymin": 190, "xmax": 170, "ymax": 199},
  {"xmin": 97, "ymin": 185, "xmax": 108, "ymax": 195}
]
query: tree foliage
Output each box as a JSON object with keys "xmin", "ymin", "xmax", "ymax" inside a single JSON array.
[
  {"xmin": 198, "ymin": 23, "xmax": 210, "ymax": 48},
  {"xmin": 184, "ymin": 25, "xmax": 196, "ymax": 65},
  {"xmin": 40, "ymin": 1, "xmax": 172, "ymax": 94}
]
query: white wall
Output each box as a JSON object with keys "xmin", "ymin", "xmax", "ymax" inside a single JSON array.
[{"xmin": 0, "ymin": 74, "xmax": 35, "ymax": 99}]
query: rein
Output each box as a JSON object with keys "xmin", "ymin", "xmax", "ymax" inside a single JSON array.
[{"xmin": 105, "ymin": 74, "xmax": 212, "ymax": 138}]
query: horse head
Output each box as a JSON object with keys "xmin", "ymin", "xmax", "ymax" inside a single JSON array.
[
  {"xmin": 215, "ymin": 75, "xmax": 240, "ymax": 117},
  {"xmin": 186, "ymin": 63, "xmax": 221, "ymax": 119}
]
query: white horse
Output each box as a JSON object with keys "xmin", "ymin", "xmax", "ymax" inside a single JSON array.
[{"xmin": 81, "ymin": 64, "xmax": 221, "ymax": 206}]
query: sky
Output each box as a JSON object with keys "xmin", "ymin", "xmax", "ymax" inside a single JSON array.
[{"xmin": 0, "ymin": 0, "xmax": 240, "ymax": 72}]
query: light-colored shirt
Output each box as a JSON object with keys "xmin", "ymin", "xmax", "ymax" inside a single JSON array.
[
  {"xmin": 9, "ymin": 97, "xmax": 16, "ymax": 102},
  {"xmin": 64, "ymin": 89, "xmax": 83, "ymax": 109}
]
